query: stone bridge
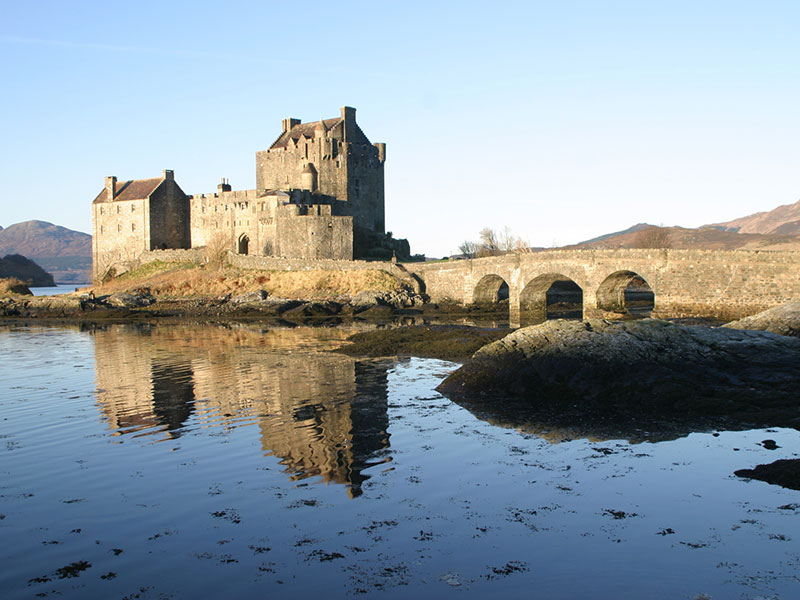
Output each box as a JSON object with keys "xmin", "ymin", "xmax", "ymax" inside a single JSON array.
[{"xmin": 403, "ymin": 249, "xmax": 800, "ymax": 325}]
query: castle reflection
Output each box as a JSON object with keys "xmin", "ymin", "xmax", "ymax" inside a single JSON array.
[{"xmin": 92, "ymin": 323, "xmax": 391, "ymax": 497}]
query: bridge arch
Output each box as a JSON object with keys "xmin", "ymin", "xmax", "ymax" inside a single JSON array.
[
  {"xmin": 520, "ymin": 273, "xmax": 583, "ymax": 324},
  {"xmin": 596, "ymin": 270, "xmax": 654, "ymax": 316},
  {"xmin": 472, "ymin": 274, "xmax": 509, "ymax": 305}
]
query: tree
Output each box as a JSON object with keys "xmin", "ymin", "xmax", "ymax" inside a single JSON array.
[
  {"xmin": 460, "ymin": 227, "xmax": 531, "ymax": 258},
  {"xmin": 458, "ymin": 240, "xmax": 478, "ymax": 258},
  {"xmin": 204, "ymin": 232, "xmax": 233, "ymax": 270}
]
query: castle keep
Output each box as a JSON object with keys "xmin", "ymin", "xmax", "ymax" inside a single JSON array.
[{"xmin": 92, "ymin": 107, "xmax": 387, "ymax": 278}]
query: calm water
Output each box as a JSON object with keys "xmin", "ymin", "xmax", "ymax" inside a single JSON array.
[
  {"xmin": 1, "ymin": 323, "xmax": 798, "ymax": 599},
  {"xmin": 31, "ymin": 284, "xmax": 87, "ymax": 296}
]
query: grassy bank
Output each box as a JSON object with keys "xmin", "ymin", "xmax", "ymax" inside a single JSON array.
[{"xmin": 95, "ymin": 261, "xmax": 407, "ymax": 299}]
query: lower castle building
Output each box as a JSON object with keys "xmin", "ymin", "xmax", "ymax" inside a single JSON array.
[{"xmin": 91, "ymin": 106, "xmax": 391, "ymax": 279}]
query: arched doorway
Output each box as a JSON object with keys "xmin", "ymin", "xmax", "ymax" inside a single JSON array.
[
  {"xmin": 238, "ymin": 234, "xmax": 250, "ymax": 255},
  {"xmin": 596, "ymin": 271, "xmax": 654, "ymax": 316},
  {"xmin": 472, "ymin": 274, "xmax": 509, "ymax": 305},
  {"xmin": 520, "ymin": 273, "xmax": 583, "ymax": 324}
]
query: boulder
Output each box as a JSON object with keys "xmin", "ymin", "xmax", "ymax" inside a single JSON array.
[
  {"xmin": 230, "ymin": 290, "xmax": 269, "ymax": 304},
  {"xmin": 437, "ymin": 319, "xmax": 800, "ymax": 426},
  {"xmin": 725, "ymin": 301, "xmax": 800, "ymax": 338},
  {"xmin": 105, "ymin": 290, "xmax": 156, "ymax": 308},
  {"xmin": 351, "ymin": 289, "xmax": 421, "ymax": 312}
]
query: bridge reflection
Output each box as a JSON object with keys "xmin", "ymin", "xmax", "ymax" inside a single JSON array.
[{"xmin": 92, "ymin": 323, "xmax": 391, "ymax": 498}]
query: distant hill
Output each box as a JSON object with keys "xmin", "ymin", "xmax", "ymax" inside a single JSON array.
[
  {"xmin": 0, "ymin": 221, "xmax": 91, "ymax": 283},
  {"xmin": 707, "ymin": 199, "xmax": 800, "ymax": 235},
  {"xmin": 567, "ymin": 224, "xmax": 800, "ymax": 251},
  {"xmin": 564, "ymin": 197, "xmax": 800, "ymax": 251},
  {"xmin": 0, "ymin": 254, "xmax": 55, "ymax": 287}
]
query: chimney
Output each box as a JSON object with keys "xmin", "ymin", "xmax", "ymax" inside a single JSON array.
[
  {"xmin": 162, "ymin": 169, "xmax": 174, "ymax": 181},
  {"xmin": 340, "ymin": 106, "xmax": 356, "ymax": 142},
  {"xmin": 282, "ymin": 117, "xmax": 301, "ymax": 132},
  {"xmin": 105, "ymin": 176, "xmax": 117, "ymax": 201},
  {"xmin": 218, "ymin": 177, "xmax": 232, "ymax": 192}
]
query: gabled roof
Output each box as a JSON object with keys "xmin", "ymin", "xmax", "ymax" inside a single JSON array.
[
  {"xmin": 93, "ymin": 177, "xmax": 163, "ymax": 204},
  {"xmin": 270, "ymin": 117, "xmax": 342, "ymax": 149}
]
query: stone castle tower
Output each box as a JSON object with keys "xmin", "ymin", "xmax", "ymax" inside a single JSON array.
[
  {"xmin": 256, "ymin": 106, "xmax": 386, "ymax": 233},
  {"xmin": 92, "ymin": 107, "xmax": 395, "ymax": 279}
]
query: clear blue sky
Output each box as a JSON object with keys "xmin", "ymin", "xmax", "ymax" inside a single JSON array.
[{"xmin": 2, "ymin": 1, "xmax": 798, "ymax": 257}]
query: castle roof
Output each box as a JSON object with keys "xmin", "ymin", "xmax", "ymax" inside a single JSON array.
[
  {"xmin": 270, "ymin": 118, "xmax": 341, "ymax": 149},
  {"xmin": 93, "ymin": 177, "xmax": 163, "ymax": 204}
]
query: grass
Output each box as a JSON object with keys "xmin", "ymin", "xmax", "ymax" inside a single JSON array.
[
  {"xmin": 0, "ymin": 277, "xmax": 33, "ymax": 295},
  {"xmin": 96, "ymin": 261, "xmax": 407, "ymax": 300}
]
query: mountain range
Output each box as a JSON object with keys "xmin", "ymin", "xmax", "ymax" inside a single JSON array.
[
  {"xmin": 0, "ymin": 221, "xmax": 91, "ymax": 283},
  {"xmin": 568, "ymin": 198, "xmax": 800, "ymax": 251}
]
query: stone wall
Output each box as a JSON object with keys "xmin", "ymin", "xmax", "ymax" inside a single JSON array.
[
  {"xmin": 92, "ymin": 176, "xmax": 190, "ymax": 279},
  {"xmin": 404, "ymin": 249, "xmax": 800, "ymax": 322},
  {"xmin": 255, "ymin": 107, "xmax": 385, "ymax": 233},
  {"xmin": 274, "ymin": 214, "xmax": 353, "ymax": 260},
  {"xmin": 92, "ymin": 197, "xmax": 150, "ymax": 278},
  {"xmin": 148, "ymin": 176, "xmax": 190, "ymax": 251}
]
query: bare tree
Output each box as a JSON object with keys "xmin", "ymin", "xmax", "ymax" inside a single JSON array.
[
  {"xmin": 478, "ymin": 227, "xmax": 500, "ymax": 256},
  {"xmin": 204, "ymin": 232, "xmax": 233, "ymax": 270},
  {"xmin": 458, "ymin": 240, "xmax": 478, "ymax": 258},
  {"xmin": 460, "ymin": 227, "xmax": 532, "ymax": 258},
  {"xmin": 631, "ymin": 226, "xmax": 672, "ymax": 249}
]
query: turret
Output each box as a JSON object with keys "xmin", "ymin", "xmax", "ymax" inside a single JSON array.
[{"xmin": 301, "ymin": 163, "xmax": 317, "ymax": 192}]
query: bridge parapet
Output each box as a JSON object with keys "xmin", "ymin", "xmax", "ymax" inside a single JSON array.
[{"xmin": 404, "ymin": 249, "xmax": 800, "ymax": 323}]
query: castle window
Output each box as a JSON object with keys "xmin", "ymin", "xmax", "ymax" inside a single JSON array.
[
  {"xmin": 116, "ymin": 205, "xmax": 121, "ymax": 214},
  {"xmin": 202, "ymin": 206, "xmax": 206, "ymax": 214},
  {"xmin": 99, "ymin": 207, "xmax": 104, "ymax": 215},
  {"xmin": 131, "ymin": 205, "xmax": 135, "ymax": 213},
  {"xmin": 117, "ymin": 224, "xmax": 121, "ymax": 232},
  {"xmin": 100, "ymin": 225, "xmax": 104, "ymax": 234},
  {"xmin": 131, "ymin": 223, "xmax": 136, "ymax": 232},
  {"xmin": 215, "ymin": 206, "xmax": 218, "ymax": 212}
]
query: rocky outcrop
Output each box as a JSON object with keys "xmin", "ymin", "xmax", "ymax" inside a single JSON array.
[
  {"xmin": 437, "ymin": 319, "xmax": 800, "ymax": 427},
  {"xmin": 350, "ymin": 289, "xmax": 421, "ymax": 311},
  {"xmin": 724, "ymin": 301, "xmax": 800, "ymax": 338}
]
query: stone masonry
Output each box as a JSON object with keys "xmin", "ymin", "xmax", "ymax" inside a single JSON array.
[
  {"xmin": 404, "ymin": 249, "xmax": 800, "ymax": 323},
  {"xmin": 92, "ymin": 107, "xmax": 384, "ymax": 279}
]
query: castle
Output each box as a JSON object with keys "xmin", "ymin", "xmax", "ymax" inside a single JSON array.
[{"xmin": 91, "ymin": 106, "xmax": 391, "ymax": 279}]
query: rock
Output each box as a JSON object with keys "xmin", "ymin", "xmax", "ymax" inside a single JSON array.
[
  {"xmin": 230, "ymin": 290, "xmax": 268, "ymax": 304},
  {"xmin": 437, "ymin": 319, "xmax": 800, "ymax": 425},
  {"xmin": 351, "ymin": 289, "xmax": 421, "ymax": 312},
  {"xmin": 105, "ymin": 290, "xmax": 156, "ymax": 308},
  {"xmin": 281, "ymin": 300, "xmax": 342, "ymax": 318},
  {"xmin": 725, "ymin": 301, "xmax": 800, "ymax": 338}
]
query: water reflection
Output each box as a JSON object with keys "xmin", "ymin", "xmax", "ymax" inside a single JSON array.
[
  {"xmin": 453, "ymin": 394, "xmax": 800, "ymax": 445},
  {"xmin": 92, "ymin": 323, "xmax": 391, "ymax": 496}
]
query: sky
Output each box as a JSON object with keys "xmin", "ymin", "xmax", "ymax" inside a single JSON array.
[{"xmin": 1, "ymin": 1, "xmax": 799, "ymax": 257}]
